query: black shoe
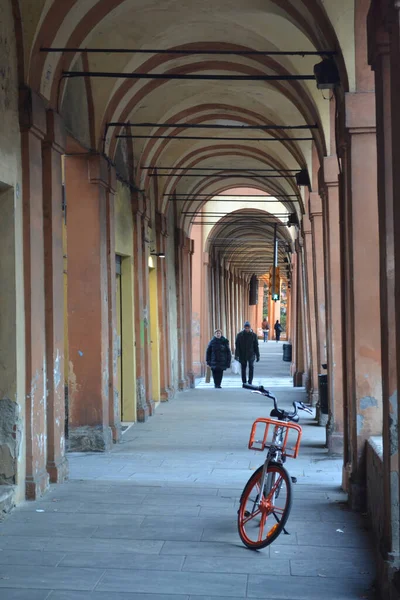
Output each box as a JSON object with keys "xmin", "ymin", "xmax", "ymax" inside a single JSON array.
[
  {"xmin": 216, "ymin": 385, "xmax": 222, "ymax": 389},
  {"xmin": 248, "ymin": 381, "xmax": 253, "ymax": 385},
  {"xmin": 242, "ymin": 383, "xmax": 246, "ymax": 388}
]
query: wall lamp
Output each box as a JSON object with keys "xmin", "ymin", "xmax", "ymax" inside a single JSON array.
[
  {"xmin": 151, "ymin": 252, "xmax": 166, "ymax": 258},
  {"xmin": 313, "ymin": 58, "xmax": 340, "ymax": 90},
  {"xmin": 295, "ymin": 169, "xmax": 311, "ymax": 187}
]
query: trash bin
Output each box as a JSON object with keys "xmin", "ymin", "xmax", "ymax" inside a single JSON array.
[
  {"xmin": 282, "ymin": 343, "xmax": 292, "ymax": 362},
  {"xmin": 318, "ymin": 374, "xmax": 328, "ymax": 414}
]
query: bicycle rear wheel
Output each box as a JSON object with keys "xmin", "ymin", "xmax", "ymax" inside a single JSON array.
[{"xmin": 238, "ymin": 462, "xmax": 293, "ymax": 549}]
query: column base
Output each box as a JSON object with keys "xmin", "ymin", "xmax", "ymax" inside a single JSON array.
[
  {"xmin": 178, "ymin": 379, "xmax": 189, "ymax": 391},
  {"xmin": 147, "ymin": 399, "xmax": 155, "ymax": 416},
  {"xmin": 293, "ymin": 371, "xmax": 304, "ymax": 387},
  {"xmin": 0, "ymin": 485, "xmax": 15, "ymax": 515},
  {"xmin": 318, "ymin": 411, "xmax": 329, "ymax": 427},
  {"xmin": 68, "ymin": 425, "xmax": 113, "ymax": 452},
  {"xmin": 47, "ymin": 456, "xmax": 69, "ymax": 483},
  {"xmin": 376, "ymin": 553, "xmax": 400, "ymax": 600},
  {"xmin": 326, "ymin": 430, "xmax": 344, "ymax": 455},
  {"xmin": 26, "ymin": 469, "xmax": 50, "ymax": 500},
  {"xmin": 110, "ymin": 425, "xmax": 121, "ymax": 444},
  {"xmin": 187, "ymin": 371, "xmax": 195, "ymax": 389},
  {"xmin": 349, "ymin": 480, "xmax": 367, "ymax": 512},
  {"xmin": 160, "ymin": 388, "xmax": 173, "ymax": 401},
  {"xmin": 137, "ymin": 405, "xmax": 150, "ymax": 422},
  {"xmin": 308, "ymin": 390, "xmax": 319, "ymax": 406}
]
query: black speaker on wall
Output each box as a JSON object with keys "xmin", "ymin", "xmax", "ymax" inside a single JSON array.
[{"xmin": 249, "ymin": 274, "xmax": 258, "ymax": 306}]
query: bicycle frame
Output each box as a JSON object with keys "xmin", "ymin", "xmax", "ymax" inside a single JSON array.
[{"xmin": 258, "ymin": 425, "xmax": 285, "ymax": 505}]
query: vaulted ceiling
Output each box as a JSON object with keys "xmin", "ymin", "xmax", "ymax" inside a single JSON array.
[{"xmin": 16, "ymin": 0, "xmax": 354, "ymax": 274}]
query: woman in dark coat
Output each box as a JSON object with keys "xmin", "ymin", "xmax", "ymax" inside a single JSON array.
[{"xmin": 206, "ymin": 329, "xmax": 231, "ymax": 388}]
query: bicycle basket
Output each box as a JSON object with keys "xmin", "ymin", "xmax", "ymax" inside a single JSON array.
[{"xmin": 248, "ymin": 417, "xmax": 303, "ymax": 458}]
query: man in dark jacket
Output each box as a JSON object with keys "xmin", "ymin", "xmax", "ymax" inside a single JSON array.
[
  {"xmin": 206, "ymin": 329, "xmax": 231, "ymax": 388},
  {"xmin": 235, "ymin": 321, "xmax": 260, "ymax": 386}
]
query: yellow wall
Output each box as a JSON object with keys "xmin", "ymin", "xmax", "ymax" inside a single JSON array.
[
  {"xmin": 115, "ymin": 182, "xmax": 137, "ymax": 422},
  {"xmin": 149, "ymin": 264, "xmax": 161, "ymax": 401}
]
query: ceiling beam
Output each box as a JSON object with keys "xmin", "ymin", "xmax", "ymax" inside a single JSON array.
[
  {"xmin": 43, "ymin": 47, "xmax": 336, "ymax": 56},
  {"xmin": 63, "ymin": 71, "xmax": 315, "ymax": 81},
  {"xmin": 117, "ymin": 134, "xmax": 313, "ymax": 141},
  {"xmin": 141, "ymin": 167, "xmax": 300, "ymax": 171},
  {"xmin": 112, "ymin": 123, "xmax": 317, "ymax": 130}
]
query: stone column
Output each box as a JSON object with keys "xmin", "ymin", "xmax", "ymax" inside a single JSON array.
[
  {"xmin": 64, "ymin": 154, "xmax": 112, "ymax": 451},
  {"xmin": 132, "ymin": 196, "xmax": 153, "ymax": 420},
  {"xmin": 289, "ymin": 253, "xmax": 298, "ymax": 377},
  {"xmin": 303, "ymin": 215, "xmax": 319, "ymax": 404},
  {"xmin": 201, "ymin": 252, "xmax": 211, "ymax": 374},
  {"xmin": 20, "ymin": 88, "xmax": 49, "ymax": 498},
  {"xmin": 342, "ymin": 91, "xmax": 382, "ymax": 508},
  {"xmin": 175, "ymin": 228, "xmax": 190, "ymax": 390},
  {"xmin": 309, "ymin": 193, "xmax": 327, "ymax": 371},
  {"xmin": 42, "ymin": 110, "xmax": 68, "ymax": 482},
  {"xmin": 156, "ymin": 212, "xmax": 172, "ymax": 397},
  {"xmin": 105, "ymin": 167, "xmax": 120, "ymax": 442},
  {"xmin": 368, "ymin": 3, "xmax": 400, "ymax": 593},
  {"xmin": 186, "ymin": 238, "xmax": 195, "ymax": 387},
  {"xmin": 320, "ymin": 156, "xmax": 345, "ymax": 453}
]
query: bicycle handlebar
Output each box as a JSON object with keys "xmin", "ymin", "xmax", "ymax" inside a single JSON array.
[{"xmin": 242, "ymin": 383, "xmax": 312, "ymax": 421}]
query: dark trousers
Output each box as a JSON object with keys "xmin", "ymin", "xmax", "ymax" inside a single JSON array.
[
  {"xmin": 241, "ymin": 360, "xmax": 255, "ymax": 384},
  {"xmin": 212, "ymin": 368, "xmax": 223, "ymax": 387},
  {"xmin": 276, "ymin": 332, "xmax": 281, "ymax": 342}
]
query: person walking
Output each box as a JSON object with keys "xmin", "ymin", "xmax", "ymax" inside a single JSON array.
[
  {"xmin": 235, "ymin": 321, "xmax": 260, "ymax": 386},
  {"xmin": 261, "ymin": 318, "xmax": 269, "ymax": 342},
  {"xmin": 274, "ymin": 320, "xmax": 283, "ymax": 342},
  {"xmin": 206, "ymin": 329, "xmax": 231, "ymax": 388}
]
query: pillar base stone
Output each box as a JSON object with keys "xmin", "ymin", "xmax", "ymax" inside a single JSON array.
[
  {"xmin": 137, "ymin": 406, "xmax": 150, "ymax": 423},
  {"xmin": 160, "ymin": 387, "xmax": 172, "ymax": 401},
  {"xmin": 349, "ymin": 480, "xmax": 367, "ymax": 512},
  {"xmin": 187, "ymin": 371, "xmax": 195, "ymax": 389},
  {"xmin": 26, "ymin": 470, "xmax": 50, "ymax": 500},
  {"xmin": 47, "ymin": 457, "xmax": 69, "ymax": 483},
  {"xmin": 110, "ymin": 425, "xmax": 121, "ymax": 444},
  {"xmin": 377, "ymin": 554, "xmax": 400, "ymax": 600},
  {"xmin": 0, "ymin": 486, "xmax": 15, "ymax": 515},
  {"xmin": 293, "ymin": 371, "xmax": 304, "ymax": 387},
  {"xmin": 308, "ymin": 390, "xmax": 319, "ymax": 406},
  {"xmin": 318, "ymin": 412, "xmax": 329, "ymax": 427},
  {"xmin": 178, "ymin": 379, "xmax": 189, "ymax": 391},
  {"xmin": 68, "ymin": 426, "xmax": 113, "ymax": 452},
  {"xmin": 326, "ymin": 430, "xmax": 344, "ymax": 455}
]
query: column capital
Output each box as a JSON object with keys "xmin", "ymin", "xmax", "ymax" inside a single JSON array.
[
  {"xmin": 43, "ymin": 110, "xmax": 66, "ymax": 154},
  {"xmin": 309, "ymin": 192, "xmax": 323, "ymax": 218},
  {"xmin": 302, "ymin": 214, "xmax": 312, "ymax": 235},
  {"xmin": 19, "ymin": 86, "xmax": 47, "ymax": 140},
  {"xmin": 88, "ymin": 154, "xmax": 111, "ymax": 189},
  {"xmin": 319, "ymin": 156, "xmax": 340, "ymax": 192},
  {"xmin": 345, "ymin": 92, "xmax": 376, "ymax": 133},
  {"xmin": 132, "ymin": 191, "xmax": 146, "ymax": 216},
  {"xmin": 155, "ymin": 210, "xmax": 168, "ymax": 237},
  {"xmin": 295, "ymin": 236, "xmax": 303, "ymax": 252}
]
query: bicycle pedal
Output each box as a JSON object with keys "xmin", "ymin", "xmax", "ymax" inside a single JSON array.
[{"xmin": 291, "ymin": 476, "xmax": 297, "ymax": 484}]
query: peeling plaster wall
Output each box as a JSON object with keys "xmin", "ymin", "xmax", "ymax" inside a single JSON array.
[
  {"xmin": 166, "ymin": 208, "xmax": 179, "ymax": 391},
  {"xmin": 0, "ymin": 2, "xmax": 26, "ymax": 504}
]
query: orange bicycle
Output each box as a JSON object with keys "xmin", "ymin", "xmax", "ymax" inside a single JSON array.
[{"xmin": 237, "ymin": 383, "xmax": 312, "ymax": 550}]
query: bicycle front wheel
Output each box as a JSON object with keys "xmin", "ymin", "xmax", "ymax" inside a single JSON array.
[{"xmin": 238, "ymin": 463, "xmax": 293, "ymax": 549}]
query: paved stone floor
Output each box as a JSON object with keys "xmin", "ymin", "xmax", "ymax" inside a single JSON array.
[{"xmin": 0, "ymin": 342, "xmax": 376, "ymax": 599}]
